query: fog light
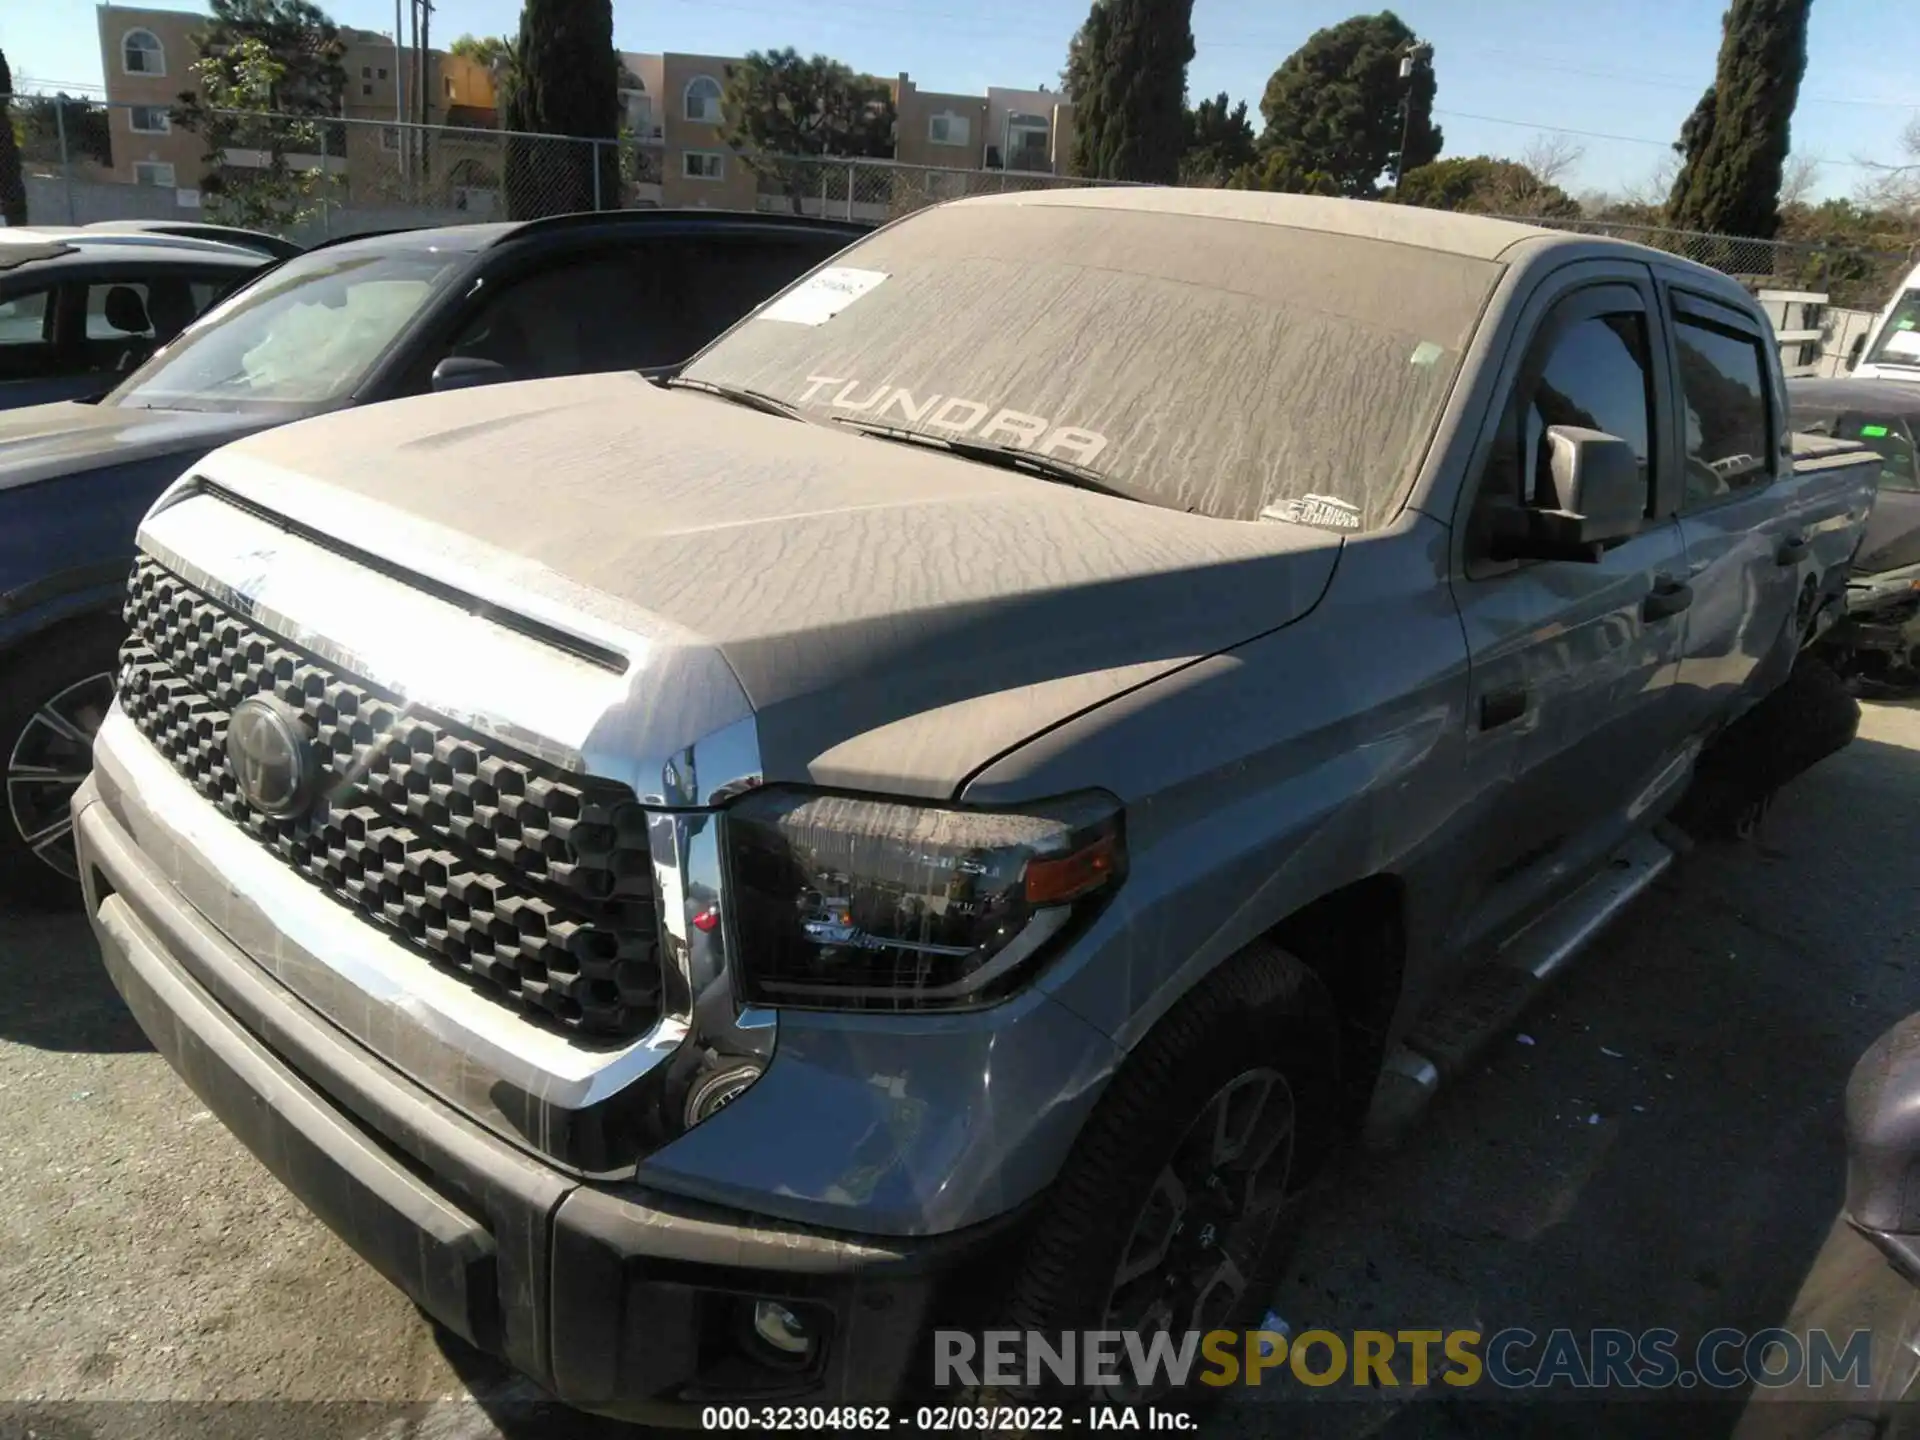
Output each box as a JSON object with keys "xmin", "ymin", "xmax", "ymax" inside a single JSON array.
[
  {"xmin": 752, "ymin": 1300, "xmax": 814, "ymax": 1358},
  {"xmin": 685, "ymin": 1063, "xmax": 763, "ymax": 1127}
]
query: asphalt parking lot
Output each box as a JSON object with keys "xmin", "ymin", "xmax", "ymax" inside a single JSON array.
[{"xmin": 3, "ymin": 698, "xmax": 1918, "ymax": 1440}]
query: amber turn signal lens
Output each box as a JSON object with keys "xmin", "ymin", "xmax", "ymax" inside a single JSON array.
[{"xmin": 1026, "ymin": 832, "xmax": 1119, "ymax": 905}]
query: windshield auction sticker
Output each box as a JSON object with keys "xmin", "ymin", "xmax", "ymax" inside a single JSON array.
[{"xmin": 758, "ymin": 267, "xmax": 890, "ymax": 326}]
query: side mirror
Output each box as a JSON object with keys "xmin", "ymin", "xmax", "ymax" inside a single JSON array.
[
  {"xmin": 431, "ymin": 356, "xmax": 512, "ymax": 394},
  {"xmin": 1845, "ymin": 1014, "xmax": 1920, "ymax": 1287},
  {"xmin": 1489, "ymin": 426, "xmax": 1645, "ymax": 563}
]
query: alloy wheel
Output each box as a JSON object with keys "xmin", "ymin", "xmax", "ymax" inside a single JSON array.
[
  {"xmin": 1101, "ymin": 1066, "xmax": 1297, "ymax": 1395},
  {"xmin": 6, "ymin": 672, "xmax": 114, "ymax": 880}
]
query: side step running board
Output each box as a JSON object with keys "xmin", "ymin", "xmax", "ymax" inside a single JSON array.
[{"xmin": 1361, "ymin": 831, "xmax": 1675, "ymax": 1149}]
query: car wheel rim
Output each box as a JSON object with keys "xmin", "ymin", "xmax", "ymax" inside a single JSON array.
[
  {"xmin": 6, "ymin": 672, "xmax": 114, "ymax": 881},
  {"xmin": 1101, "ymin": 1066, "xmax": 1296, "ymax": 1395}
]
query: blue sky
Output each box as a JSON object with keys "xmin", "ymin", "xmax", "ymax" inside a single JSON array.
[{"xmin": 7, "ymin": 0, "xmax": 1916, "ymax": 199}]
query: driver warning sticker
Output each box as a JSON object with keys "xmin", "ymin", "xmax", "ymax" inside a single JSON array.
[{"xmin": 757, "ymin": 267, "xmax": 890, "ymax": 326}]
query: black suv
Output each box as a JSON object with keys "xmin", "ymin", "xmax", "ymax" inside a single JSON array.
[{"xmin": 0, "ymin": 208, "xmax": 867, "ymax": 901}]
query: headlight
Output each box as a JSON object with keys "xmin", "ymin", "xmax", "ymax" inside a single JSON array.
[{"xmin": 723, "ymin": 788, "xmax": 1124, "ymax": 1011}]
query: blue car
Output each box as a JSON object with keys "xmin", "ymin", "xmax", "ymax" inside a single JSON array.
[{"xmin": 0, "ymin": 208, "xmax": 866, "ymax": 902}]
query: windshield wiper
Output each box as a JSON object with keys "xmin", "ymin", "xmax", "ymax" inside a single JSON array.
[
  {"xmin": 662, "ymin": 375, "xmax": 807, "ymax": 421},
  {"xmin": 829, "ymin": 417, "xmax": 1141, "ymax": 503}
]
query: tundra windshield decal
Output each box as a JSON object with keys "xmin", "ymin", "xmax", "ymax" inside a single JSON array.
[{"xmin": 798, "ymin": 374, "xmax": 1110, "ymax": 466}]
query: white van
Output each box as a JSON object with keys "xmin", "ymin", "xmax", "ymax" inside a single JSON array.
[{"xmin": 1854, "ymin": 258, "xmax": 1920, "ymax": 380}]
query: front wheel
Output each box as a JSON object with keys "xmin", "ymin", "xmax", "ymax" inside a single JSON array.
[
  {"xmin": 0, "ymin": 619, "xmax": 123, "ymax": 906},
  {"xmin": 987, "ymin": 941, "xmax": 1343, "ymax": 1405}
]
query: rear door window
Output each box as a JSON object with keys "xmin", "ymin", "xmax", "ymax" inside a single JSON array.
[
  {"xmin": 1675, "ymin": 315, "xmax": 1774, "ymax": 507},
  {"xmin": 445, "ymin": 251, "xmax": 658, "ymax": 378}
]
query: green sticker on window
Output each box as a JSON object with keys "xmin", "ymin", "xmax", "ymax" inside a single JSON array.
[
  {"xmin": 1861, "ymin": 424, "xmax": 1890, "ymax": 437},
  {"xmin": 1410, "ymin": 340, "xmax": 1444, "ymax": 366}
]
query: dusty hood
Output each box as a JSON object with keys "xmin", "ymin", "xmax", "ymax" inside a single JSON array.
[
  {"xmin": 0, "ymin": 399, "xmax": 266, "ymax": 493},
  {"xmin": 198, "ymin": 372, "xmax": 1343, "ymax": 796}
]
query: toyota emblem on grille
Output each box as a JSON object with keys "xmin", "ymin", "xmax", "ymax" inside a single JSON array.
[{"xmin": 225, "ymin": 696, "xmax": 318, "ymax": 819}]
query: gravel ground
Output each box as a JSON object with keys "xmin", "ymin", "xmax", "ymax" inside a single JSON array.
[{"xmin": 3, "ymin": 699, "xmax": 1918, "ymax": 1440}]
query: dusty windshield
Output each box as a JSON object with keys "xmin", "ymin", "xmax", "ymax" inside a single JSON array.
[
  {"xmin": 682, "ymin": 199, "xmax": 1499, "ymax": 529},
  {"xmin": 1866, "ymin": 289, "xmax": 1920, "ymax": 369},
  {"xmin": 108, "ymin": 247, "xmax": 464, "ymax": 412}
]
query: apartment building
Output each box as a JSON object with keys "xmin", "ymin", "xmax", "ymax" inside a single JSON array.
[
  {"xmin": 619, "ymin": 50, "xmax": 1077, "ymax": 211},
  {"xmin": 94, "ymin": 10, "xmax": 1069, "ymax": 216},
  {"xmin": 96, "ymin": 5, "xmax": 206, "ymax": 191},
  {"xmin": 97, "ymin": 3, "xmax": 499, "ymax": 207}
]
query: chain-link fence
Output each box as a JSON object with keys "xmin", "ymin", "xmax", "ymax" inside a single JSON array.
[
  {"xmin": 8, "ymin": 94, "xmax": 1914, "ymax": 312},
  {"xmin": 1494, "ymin": 214, "xmax": 1919, "ymax": 312},
  {"xmin": 2, "ymin": 96, "xmax": 1130, "ymax": 244}
]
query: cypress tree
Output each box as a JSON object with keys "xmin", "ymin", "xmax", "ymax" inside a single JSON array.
[
  {"xmin": 503, "ymin": 0, "xmax": 620, "ymax": 218},
  {"xmin": 1666, "ymin": 0, "xmax": 1811, "ymax": 239},
  {"xmin": 0, "ymin": 51, "xmax": 28, "ymax": 227},
  {"xmin": 1066, "ymin": 0, "xmax": 1195, "ymax": 184}
]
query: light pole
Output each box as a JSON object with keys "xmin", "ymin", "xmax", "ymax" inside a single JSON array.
[{"xmin": 1393, "ymin": 40, "xmax": 1433, "ymax": 190}]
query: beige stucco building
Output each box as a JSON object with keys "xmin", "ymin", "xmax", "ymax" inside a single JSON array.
[
  {"xmin": 97, "ymin": 4, "xmax": 501, "ymax": 208},
  {"xmin": 94, "ymin": 9, "xmax": 1072, "ymax": 219}
]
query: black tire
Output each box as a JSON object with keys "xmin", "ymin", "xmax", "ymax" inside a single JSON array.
[
  {"xmin": 982, "ymin": 941, "xmax": 1343, "ymax": 1406},
  {"xmin": 0, "ymin": 617, "xmax": 124, "ymax": 908},
  {"xmin": 1671, "ymin": 656, "xmax": 1860, "ymax": 843}
]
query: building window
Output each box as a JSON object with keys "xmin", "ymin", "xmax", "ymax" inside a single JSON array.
[
  {"xmin": 622, "ymin": 89, "xmax": 654, "ymax": 136},
  {"xmin": 361, "ymin": 65, "xmax": 372, "ymax": 78},
  {"xmin": 361, "ymin": 83, "xmax": 374, "ymax": 97},
  {"xmin": 444, "ymin": 76, "xmax": 456, "ymax": 99},
  {"xmin": 929, "ymin": 111, "xmax": 970, "ymax": 148},
  {"xmin": 129, "ymin": 105, "xmax": 171, "ymax": 134},
  {"xmin": 133, "ymin": 161, "xmax": 176, "ymax": 188},
  {"xmin": 377, "ymin": 67, "xmax": 388, "ymax": 79},
  {"xmin": 122, "ymin": 29, "xmax": 165, "ymax": 76},
  {"xmin": 1006, "ymin": 112, "xmax": 1051, "ymax": 170},
  {"xmin": 684, "ymin": 75, "xmax": 722, "ymax": 123},
  {"xmin": 683, "ymin": 150, "xmax": 725, "ymax": 181}
]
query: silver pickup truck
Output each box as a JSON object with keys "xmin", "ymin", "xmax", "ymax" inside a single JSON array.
[{"xmin": 74, "ymin": 190, "xmax": 1877, "ymax": 1418}]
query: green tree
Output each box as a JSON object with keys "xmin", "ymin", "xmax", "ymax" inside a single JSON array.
[
  {"xmin": 502, "ymin": 0, "xmax": 620, "ymax": 218},
  {"xmin": 173, "ymin": 0, "xmax": 344, "ymax": 225},
  {"xmin": 1061, "ymin": 24, "xmax": 1089, "ymax": 103},
  {"xmin": 1257, "ymin": 11, "xmax": 1440, "ymax": 199},
  {"xmin": 0, "ymin": 51, "xmax": 26, "ymax": 226},
  {"xmin": 179, "ymin": 0, "xmax": 345, "ymax": 116},
  {"xmin": 1395, "ymin": 155, "xmax": 1580, "ymax": 218},
  {"xmin": 180, "ymin": 38, "xmax": 327, "ymax": 230},
  {"xmin": 1067, "ymin": 0, "xmax": 1195, "ymax": 183},
  {"xmin": 1665, "ymin": 0, "xmax": 1812, "ymax": 239},
  {"xmin": 719, "ymin": 48, "xmax": 895, "ymax": 212},
  {"xmin": 17, "ymin": 94, "xmax": 114, "ymax": 169},
  {"xmin": 1225, "ymin": 150, "xmax": 1341, "ymax": 196},
  {"xmin": 1180, "ymin": 93, "xmax": 1255, "ymax": 187}
]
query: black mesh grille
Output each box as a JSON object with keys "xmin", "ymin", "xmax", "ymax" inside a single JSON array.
[{"xmin": 118, "ymin": 556, "xmax": 661, "ymax": 1038}]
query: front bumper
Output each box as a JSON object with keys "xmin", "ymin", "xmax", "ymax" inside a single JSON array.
[{"xmin": 73, "ymin": 775, "xmax": 1030, "ymax": 1421}]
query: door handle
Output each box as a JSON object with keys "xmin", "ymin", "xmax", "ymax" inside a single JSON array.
[
  {"xmin": 1480, "ymin": 686, "xmax": 1528, "ymax": 731},
  {"xmin": 1776, "ymin": 535, "xmax": 1810, "ymax": 566},
  {"xmin": 1642, "ymin": 579, "xmax": 1693, "ymax": 622}
]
